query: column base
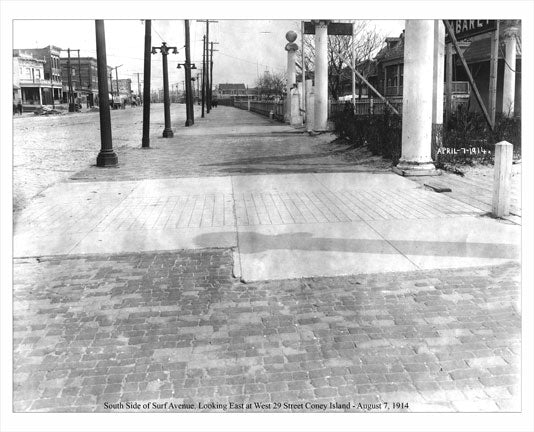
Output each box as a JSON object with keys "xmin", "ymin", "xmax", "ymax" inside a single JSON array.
[
  {"xmin": 96, "ymin": 150, "xmax": 118, "ymax": 167},
  {"xmin": 185, "ymin": 119, "xmax": 194, "ymax": 127},
  {"xmin": 162, "ymin": 128, "xmax": 174, "ymax": 138},
  {"xmin": 290, "ymin": 115, "xmax": 303, "ymax": 126},
  {"xmin": 393, "ymin": 160, "xmax": 441, "ymax": 177}
]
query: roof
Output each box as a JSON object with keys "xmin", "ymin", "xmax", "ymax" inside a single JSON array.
[
  {"xmin": 374, "ymin": 34, "xmax": 405, "ymax": 63},
  {"xmin": 218, "ymin": 83, "xmax": 246, "ymax": 91}
]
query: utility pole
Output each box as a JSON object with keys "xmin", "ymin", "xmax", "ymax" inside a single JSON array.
[
  {"xmin": 201, "ymin": 35, "xmax": 206, "ymax": 117},
  {"xmin": 60, "ymin": 48, "xmax": 78, "ymax": 111},
  {"xmin": 133, "ymin": 72, "xmax": 143, "ymax": 104},
  {"xmin": 209, "ymin": 41, "xmax": 219, "ymax": 110},
  {"xmin": 184, "ymin": 19, "xmax": 194, "ymax": 126},
  {"xmin": 142, "ymin": 19, "xmax": 151, "ymax": 147},
  {"xmin": 197, "ymin": 19, "xmax": 217, "ymax": 114},
  {"xmin": 77, "ymin": 50, "xmax": 82, "ymax": 106},
  {"xmin": 94, "ymin": 20, "xmax": 118, "ymax": 167},
  {"xmin": 109, "ymin": 64, "xmax": 123, "ymax": 108}
]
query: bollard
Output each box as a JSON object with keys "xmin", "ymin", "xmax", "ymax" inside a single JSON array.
[
  {"xmin": 247, "ymin": 99, "xmax": 251, "ymax": 111},
  {"xmin": 492, "ymin": 141, "xmax": 513, "ymax": 218}
]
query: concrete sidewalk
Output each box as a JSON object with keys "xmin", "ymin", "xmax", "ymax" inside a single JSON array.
[{"xmin": 14, "ymin": 171, "xmax": 520, "ymax": 282}]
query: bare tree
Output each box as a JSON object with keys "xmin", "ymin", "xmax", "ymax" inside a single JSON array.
[
  {"xmin": 255, "ymin": 70, "xmax": 286, "ymax": 99},
  {"xmin": 298, "ymin": 21, "xmax": 385, "ymax": 100}
]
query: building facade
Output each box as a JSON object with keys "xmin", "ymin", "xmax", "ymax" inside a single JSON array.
[
  {"xmin": 14, "ymin": 46, "xmax": 63, "ymax": 106},
  {"xmin": 60, "ymin": 55, "xmax": 104, "ymax": 107},
  {"xmin": 13, "ymin": 50, "xmax": 49, "ymax": 107}
]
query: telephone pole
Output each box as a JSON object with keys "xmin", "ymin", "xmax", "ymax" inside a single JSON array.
[
  {"xmin": 201, "ymin": 35, "xmax": 206, "ymax": 118},
  {"xmin": 133, "ymin": 72, "xmax": 143, "ymax": 104},
  {"xmin": 209, "ymin": 41, "xmax": 219, "ymax": 110},
  {"xmin": 197, "ymin": 20, "xmax": 217, "ymax": 114},
  {"xmin": 184, "ymin": 19, "xmax": 194, "ymax": 126},
  {"xmin": 60, "ymin": 48, "xmax": 80, "ymax": 112}
]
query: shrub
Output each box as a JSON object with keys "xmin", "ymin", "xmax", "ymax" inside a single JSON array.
[{"xmin": 331, "ymin": 104, "xmax": 402, "ymax": 164}]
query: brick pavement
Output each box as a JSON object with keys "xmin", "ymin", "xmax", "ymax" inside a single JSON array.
[{"xmin": 13, "ymin": 251, "xmax": 520, "ymax": 413}]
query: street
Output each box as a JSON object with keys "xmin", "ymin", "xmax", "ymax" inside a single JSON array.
[{"xmin": 13, "ymin": 103, "xmax": 190, "ymax": 212}]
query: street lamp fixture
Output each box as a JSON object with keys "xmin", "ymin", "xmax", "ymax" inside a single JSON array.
[
  {"xmin": 152, "ymin": 42, "xmax": 178, "ymax": 137},
  {"xmin": 177, "ymin": 63, "xmax": 197, "ymax": 69}
]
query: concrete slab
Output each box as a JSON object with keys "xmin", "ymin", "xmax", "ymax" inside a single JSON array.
[
  {"xmin": 127, "ymin": 177, "xmax": 233, "ymax": 197},
  {"xmin": 312, "ymin": 172, "xmax": 419, "ymax": 191},
  {"xmin": 367, "ymin": 216, "xmax": 520, "ymax": 270},
  {"xmin": 236, "ymin": 222, "xmax": 418, "ymax": 282},
  {"xmin": 14, "ymin": 232, "xmax": 90, "ymax": 257},
  {"xmin": 231, "ymin": 173, "xmax": 325, "ymax": 193},
  {"xmin": 70, "ymin": 226, "xmax": 237, "ymax": 255}
]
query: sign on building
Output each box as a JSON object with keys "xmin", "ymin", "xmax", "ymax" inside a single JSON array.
[{"xmin": 445, "ymin": 20, "xmax": 497, "ymax": 42}]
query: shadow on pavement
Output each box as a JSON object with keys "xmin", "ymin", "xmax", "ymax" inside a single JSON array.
[{"xmin": 195, "ymin": 231, "xmax": 519, "ymax": 259}]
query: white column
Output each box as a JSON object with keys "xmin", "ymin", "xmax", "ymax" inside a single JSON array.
[
  {"xmin": 432, "ymin": 20, "xmax": 445, "ymax": 157},
  {"xmin": 285, "ymin": 48, "xmax": 297, "ymax": 121},
  {"xmin": 314, "ymin": 20, "xmax": 329, "ymax": 131},
  {"xmin": 396, "ymin": 20, "xmax": 437, "ymax": 174},
  {"xmin": 285, "ymin": 31, "xmax": 298, "ymax": 123},
  {"xmin": 502, "ymin": 26, "xmax": 518, "ymax": 117}
]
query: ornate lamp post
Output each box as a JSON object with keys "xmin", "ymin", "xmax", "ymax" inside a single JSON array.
[{"xmin": 152, "ymin": 42, "xmax": 178, "ymax": 137}]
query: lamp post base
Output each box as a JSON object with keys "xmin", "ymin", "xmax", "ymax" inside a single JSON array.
[
  {"xmin": 162, "ymin": 128, "xmax": 174, "ymax": 138},
  {"xmin": 96, "ymin": 150, "xmax": 118, "ymax": 167},
  {"xmin": 185, "ymin": 119, "xmax": 194, "ymax": 127}
]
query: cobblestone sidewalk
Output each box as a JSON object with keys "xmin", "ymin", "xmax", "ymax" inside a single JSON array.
[{"xmin": 13, "ymin": 250, "xmax": 520, "ymax": 413}]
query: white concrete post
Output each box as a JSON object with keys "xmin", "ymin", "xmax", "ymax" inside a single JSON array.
[
  {"xmin": 290, "ymin": 88, "xmax": 303, "ymax": 126},
  {"xmin": 502, "ymin": 26, "xmax": 518, "ymax": 117},
  {"xmin": 285, "ymin": 31, "xmax": 298, "ymax": 123},
  {"xmin": 395, "ymin": 20, "xmax": 437, "ymax": 176},
  {"xmin": 247, "ymin": 99, "xmax": 251, "ymax": 111},
  {"xmin": 314, "ymin": 20, "xmax": 329, "ymax": 131},
  {"xmin": 306, "ymin": 86, "xmax": 315, "ymax": 132},
  {"xmin": 432, "ymin": 20, "xmax": 445, "ymax": 158},
  {"xmin": 492, "ymin": 141, "xmax": 513, "ymax": 218}
]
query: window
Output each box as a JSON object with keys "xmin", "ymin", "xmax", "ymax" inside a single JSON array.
[
  {"xmin": 72, "ymin": 68, "xmax": 76, "ymax": 76},
  {"xmin": 35, "ymin": 69, "xmax": 41, "ymax": 79}
]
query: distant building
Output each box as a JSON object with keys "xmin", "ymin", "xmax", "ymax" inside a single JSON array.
[
  {"xmin": 60, "ymin": 55, "xmax": 108, "ymax": 107},
  {"xmin": 14, "ymin": 46, "xmax": 62, "ymax": 106},
  {"xmin": 217, "ymin": 83, "xmax": 247, "ymax": 98},
  {"xmin": 13, "ymin": 50, "xmax": 49, "ymax": 106}
]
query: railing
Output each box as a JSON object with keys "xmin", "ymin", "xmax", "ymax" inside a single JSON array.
[
  {"xmin": 233, "ymin": 99, "xmax": 285, "ymax": 122},
  {"xmin": 329, "ymin": 98, "xmax": 403, "ymax": 117}
]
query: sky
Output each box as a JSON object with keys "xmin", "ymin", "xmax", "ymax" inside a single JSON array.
[{"xmin": 12, "ymin": 19, "xmax": 405, "ymax": 91}]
